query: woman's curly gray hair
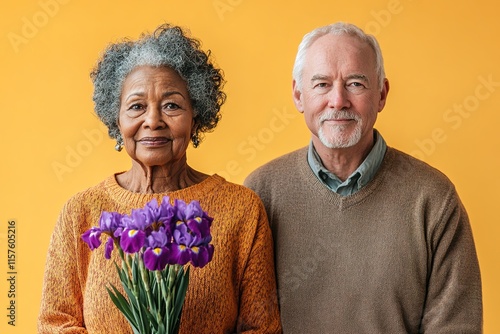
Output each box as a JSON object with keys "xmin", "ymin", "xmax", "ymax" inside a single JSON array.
[{"xmin": 90, "ymin": 24, "xmax": 226, "ymax": 146}]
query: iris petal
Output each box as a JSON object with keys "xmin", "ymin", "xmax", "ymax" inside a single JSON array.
[
  {"xmin": 143, "ymin": 246, "xmax": 170, "ymax": 271},
  {"xmin": 104, "ymin": 237, "xmax": 114, "ymax": 259},
  {"xmin": 81, "ymin": 227, "xmax": 102, "ymax": 250},
  {"xmin": 120, "ymin": 228, "xmax": 146, "ymax": 253},
  {"xmin": 169, "ymin": 243, "xmax": 191, "ymax": 265}
]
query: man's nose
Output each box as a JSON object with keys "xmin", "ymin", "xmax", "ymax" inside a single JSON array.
[{"xmin": 327, "ymin": 84, "xmax": 350, "ymax": 110}]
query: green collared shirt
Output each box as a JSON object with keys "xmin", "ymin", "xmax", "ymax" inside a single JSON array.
[{"xmin": 307, "ymin": 130, "xmax": 387, "ymax": 196}]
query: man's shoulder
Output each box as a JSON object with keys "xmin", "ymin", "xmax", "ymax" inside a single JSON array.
[
  {"xmin": 244, "ymin": 146, "xmax": 307, "ymax": 186},
  {"xmin": 249, "ymin": 146, "xmax": 307, "ymax": 174},
  {"xmin": 385, "ymin": 147, "xmax": 456, "ymax": 192}
]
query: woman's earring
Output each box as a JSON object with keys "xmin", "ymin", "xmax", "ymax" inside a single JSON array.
[
  {"xmin": 115, "ymin": 138, "xmax": 123, "ymax": 152},
  {"xmin": 191, "ymin": 133, "xmax": 200, "ymax": 148}
]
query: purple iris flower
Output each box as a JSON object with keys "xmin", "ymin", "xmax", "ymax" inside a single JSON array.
[
  {"xmin": 144, "ymin": 197, "xmax": 174, "ymax": 220},
  {"xmin": 122, "ymin": 208, "xmax": 151, "ymax": 231},
  {"xmin": 168, "ymin": 224, "xmax": 191, "ymax": 265},
  {"xmin": 143, "ymin": 246, "xmax": 171, "ymax": 271},
  {"xmin": 145, "ymin": 197, "xmax": 161, "ymax": 214},
  {"xmin": 159, "ymin": 197, "xmax": 176, "ymax": 228},
  {"xmin": 81, "ymin": 227, "xmax": 102, "ymax": 250},
  {"xmin": 186, "ymin": 216, "xmax": 212, "ymax": 239},
  {"xmin": 184, "ymin": 200, "xmax": 204, "ymax": 220},
  {"xmin": 169, "ymin": 223, "xmax": 213, "ymax": 267},
  {"xmin": 81, "ymin": 197, "xmax": 214, "ymax": 269},
  {"xmin": 174, "ymin": 201, "xmax": 190, "ymax": 222},
  {"xmin": 173, "ymin": 224, "xmax": 192, "ymax": 245},
  {"xmin": 146, "ymin": 227, "xmax": 171, "ymax": 248},
  {"xmin": 144, "ymin": 198, "xmax": 163, "ymax": 227},
  {"xmin": 189, "ymin": 244, "xmax": 214, "ymax": 268},
  {"xmin": 120, "ymin": 228, "xmax": 146, "ymax": 253},
  {"xmin": 99, "ymin": 211, "xmax": 123, "ymax": 233},
  {"xmin": 174, "ymin": 200, "xmax": 213, "ymax": 239}
]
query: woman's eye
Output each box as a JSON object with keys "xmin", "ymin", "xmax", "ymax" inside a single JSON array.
[
  {"xmin": 164, "ymin": 103, "xmax": 180, "ymax": 110},
  {"xmin": 129, "ymin": 104, "xmax": 144, "ymax": 111}
]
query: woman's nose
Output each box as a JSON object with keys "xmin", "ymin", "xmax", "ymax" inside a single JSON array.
[{"xmin": 143, "ymin": 106, "xmax": 166, "ymax": 129}]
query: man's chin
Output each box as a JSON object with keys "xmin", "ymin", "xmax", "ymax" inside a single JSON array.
[{"xmin": 318, "ymin": 130, "xmax": 360, "ymax": 149}]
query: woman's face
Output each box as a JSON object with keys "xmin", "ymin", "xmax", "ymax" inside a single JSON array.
[{"xmin": 118, "ymin": 65, "xmax": 195, "ymax": 168}]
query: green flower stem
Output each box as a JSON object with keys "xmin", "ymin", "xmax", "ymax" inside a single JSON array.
[
  {"xmin": 132, "ymin": 254, "xmax": 148, "ymax": 333},
  {"xmin": 166, "ymin": 267, "xmax": 173, "ymax": 327},
  {"xmin": 155, "ymin": 271, "xmax": 165, "ymax": 325},
  {"xmin": 130, "ymin": 254, "xmax": 140, "ymax": 297},
  {"xmin": 117, "ymin": 246, "xmax": 125, "ymax": 261},
  {"xmin": 168, "ymin": 265, "xmax": 181, "ymax": 329},
  {"xmin": 117, "ymin": 247, "xmax": 130, "ymax": 284},
  {"xmin": 139, "ymin": 257, "xmax": 154, "ymax": 313}
]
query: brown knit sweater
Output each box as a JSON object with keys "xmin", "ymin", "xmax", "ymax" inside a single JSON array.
[
  {"xmin": 244, "ymin": 146, "xmax": 482, "ymax": 333},
  {"xmin": 38, "ymin": 174, "xmax": 282, "ymax": 333}
]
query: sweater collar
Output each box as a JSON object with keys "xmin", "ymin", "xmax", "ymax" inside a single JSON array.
[{"xmin": 103, "ymin": 173, "xmax": 225, "ymax": 209}]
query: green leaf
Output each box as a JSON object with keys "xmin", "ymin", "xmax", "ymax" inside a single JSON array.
[
  {"xmin": 108, "ymin": 258, "xmax": 190, "ymax": 333},
  {"xmin": 121, "ymin": 280, "xmax": 150, "ymax": 333},
  {"xmin": 114, "ymin": 261, "xmax": 132, "ymax": 291},
  {"xmin": 106, "ymin": 285, "xmax": 140, "ymax": 333},
  {"xmin": 142, "ymin": 303, "xmax": 158, "ymax": 332},
  {"xmin": 171, "ymin": 267, "xmax": 189, "ymax": 332}
]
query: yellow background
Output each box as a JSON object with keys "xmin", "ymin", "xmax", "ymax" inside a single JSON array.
[{"xmin": 1, "ymin": 0, "xmax": 499, "ymax": 332}]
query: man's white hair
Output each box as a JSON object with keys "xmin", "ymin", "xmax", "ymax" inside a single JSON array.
[{"xmin": 292, "ymin": 22, "xmax": 386, "ymax": 91}]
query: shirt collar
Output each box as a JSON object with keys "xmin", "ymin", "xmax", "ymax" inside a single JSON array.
[{"xmin": 307, "ymin": 130, "xmax": 387, "ymax": 195}]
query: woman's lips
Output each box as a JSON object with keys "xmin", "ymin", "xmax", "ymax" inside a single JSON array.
[{"xmin": 137, "ymin": 137, "xmax": 170, "ymax": 146}]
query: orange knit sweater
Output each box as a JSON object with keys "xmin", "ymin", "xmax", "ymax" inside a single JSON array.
[{"xmin": 38, "ymin": 174, "xmax": 282, "ymax": 333}]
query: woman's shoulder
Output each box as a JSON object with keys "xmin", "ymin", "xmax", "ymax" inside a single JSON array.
[
  {"xmin": 208, "ymin": 175, "xmax": 260, "ymax": 198},
  {"xmin": 200, "ymin": 174, "xmax": 265, "ymax": 209},
  {"xmin": 61, "ymin": 176, "xmax": 115, "ymax": 213}
]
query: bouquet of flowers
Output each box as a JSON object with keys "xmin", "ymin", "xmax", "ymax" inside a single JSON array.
[{"xmin": 81, "ymin": 196, "xmax": 214, "ymax": 334}]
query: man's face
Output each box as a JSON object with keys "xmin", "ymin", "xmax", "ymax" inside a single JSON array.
[{"xmin": 293, "ymin": 34, "xmax": 389, "ymax": 152}]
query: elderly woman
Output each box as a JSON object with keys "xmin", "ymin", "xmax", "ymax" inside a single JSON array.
[{"xmin": 38, "ymin": 24, "xmax": 282, "ymax": 333}]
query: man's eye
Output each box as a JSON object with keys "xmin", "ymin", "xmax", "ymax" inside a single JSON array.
[
  {"xmin": 314, "ymin": 82, "xmax": 328, "ymax": 88},
  {"xmin": 349, "ymin": 82, "xmax": 364, "ymax": 87}
]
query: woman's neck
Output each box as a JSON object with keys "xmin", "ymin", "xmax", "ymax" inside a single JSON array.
[{"xmin": 116, "ymin": 160, "xmax": 208, "ymax": 193}]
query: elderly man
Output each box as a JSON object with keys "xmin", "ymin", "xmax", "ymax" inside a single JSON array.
[{"xmin": 244, "ymin": 22, "xmax": 482, "ymax": 333}]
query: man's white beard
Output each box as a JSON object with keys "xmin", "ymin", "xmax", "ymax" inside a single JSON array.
[{"xmin": 318, "ymin": 109, "xmax": 362, "ymax": 148}]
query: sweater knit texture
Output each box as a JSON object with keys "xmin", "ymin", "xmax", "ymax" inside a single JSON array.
[
  {"xmin": 38, "ymin": 174, "xmax": 282, "ymax": 333},
  {"xmin": 244, "ymin": 146, "xmax": 482, "ymax": 334}
]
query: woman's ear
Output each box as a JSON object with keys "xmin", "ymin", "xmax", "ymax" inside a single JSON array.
[{"xmin": 191, "ymin": 121, "xmax": 200, "ymax": 148}]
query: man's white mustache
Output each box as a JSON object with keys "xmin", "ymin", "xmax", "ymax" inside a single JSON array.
[{"xmin": 319, "ymin": 109, "xmax": 361, "ymax": 123}]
